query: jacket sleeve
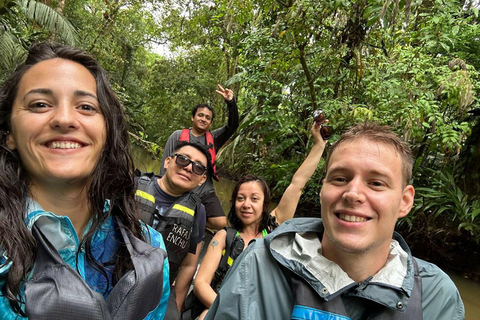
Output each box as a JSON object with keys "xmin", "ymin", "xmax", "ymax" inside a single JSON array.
[
  {"xmin": 204, "ymin": 239, "xmax": 293, "ymax": 320},
  {"xmin": 211, "ymin": 99, "xmax": 239, "ymax": 152},
  {"xmin": 418, "ymin": 259, "xmax": 465, "ymax": 320},
  {"xmin": 160, "ymin": 130, "xmax": 181, "ymax": 175}
]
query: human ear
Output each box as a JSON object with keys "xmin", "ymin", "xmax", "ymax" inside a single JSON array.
[
  {"xmin": 198, "ymin": 174, "xmax": 207, "ymax": 186},
  {"xmin": 398, "ymin": 185, "xmax": 415, "ymax": 218},
  {"xmin": 164, "ymin": 157, "xmax": 171, "ymax": 170},
  {"xmin": 5, "ymin": 131, "xmax": 16, "ymax": 150}
]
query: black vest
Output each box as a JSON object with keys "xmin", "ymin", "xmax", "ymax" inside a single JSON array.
[
  {"xmin": 288, "ymin": 259, "xmax": 423, "ymax": 320},
  {"xmin": 134, "ymin": 171, "xmax": 201, "ymax": 282},
  {"xmin": 24, "ymin": 219, "xmax": 167, "ymax": 320}
]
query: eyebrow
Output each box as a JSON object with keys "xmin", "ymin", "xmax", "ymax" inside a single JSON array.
[
  {"xmin": 327, "ymin": 166, "xmax": 393, "ymax": 179},
  {"xmin": 24, "ymin": 88, "xmax": 98, "ymax": 100}
]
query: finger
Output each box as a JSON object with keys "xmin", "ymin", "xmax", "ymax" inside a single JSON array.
[
  {"xmin": 217, "ymin": 84, "xmax": 225, "ymax": 91},
  {"xmin": 215, "ymin": 90, "xmax": 223, "ymax": 95}
]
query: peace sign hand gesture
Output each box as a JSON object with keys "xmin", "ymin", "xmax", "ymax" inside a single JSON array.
[{"xmin": 215, "ymin": 84, "xmax": 234, "ymax": 102}]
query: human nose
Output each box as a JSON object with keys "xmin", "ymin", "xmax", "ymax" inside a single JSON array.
[
  {"xmin": 242, "ymin": 198, "xmax": 252, "ymax": 208},
  {"xmin": 50, "ymin": 103, "xmax": 78, "ymax": 130},
  {"xmin": 342, "ymin": 179, "xmax": 366, "ymax": 204},
  {"xmin": 183, "ymin": 161, "xmax": 194, "ymax": 173}
]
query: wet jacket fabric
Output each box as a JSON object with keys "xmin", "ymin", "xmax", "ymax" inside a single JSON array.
[
  {"xmin": 0, "ymin": 198, "xmax": 170, "ymax": 320},
  {"xmin": 204, "ymin": 218, "xmax": 465, "ymax": 320}
]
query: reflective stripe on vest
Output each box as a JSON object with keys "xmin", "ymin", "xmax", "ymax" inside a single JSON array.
[
  {"xmin": 179, "ymin": 128, "xmax": 219, "ymax": 181},
  {"xmin": 25, "ymin": 218, "xmax": 166, "ymax": 320},
  {"xmin": 288, "ymin": 259, "xmax": 423, "ymax": 320},
  {"xmin": 172, "ymin": 203, "xmax": 195, "ymax": 216},
  {"xmin": 135, "ymin": 189, "xmax": 155, "ymax": 204}
]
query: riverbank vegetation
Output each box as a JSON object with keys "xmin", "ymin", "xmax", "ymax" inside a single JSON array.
[{"xmin": 2, "ymin": 0, "xmax": 479, "ymax": 280}]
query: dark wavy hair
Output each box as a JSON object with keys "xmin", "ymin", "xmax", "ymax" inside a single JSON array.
[
  {"xmin": 0, "ymin": 42, "xmax": 142, "ymax": 315},
  {"xmin": 227, "ymin": 174, "xmax": 271, "ymax": 233}
]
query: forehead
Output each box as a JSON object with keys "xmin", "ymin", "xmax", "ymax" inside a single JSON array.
[
  {"xmin": 18, "ymin": 58, "xmax": 96, "ymax": 93},
  {"xmin": 176, "ymin": 146, "xmax": 207, "ymax": 165},
  {"xmin": 238, "ymin": 181, "xmax": 264, "ymax": 195},
  {"xmin": 195, "ymin": 107, "xmax": 212, "ymax": 117},
  {"xmin": 327, "ymin": 138, "xmax": 402, "ymax": 176}
]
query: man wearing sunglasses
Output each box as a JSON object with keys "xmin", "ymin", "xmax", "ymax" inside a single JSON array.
[
  {"xmin": 135, "ymin": 142, "xmax": 211, "ymax": 319},
  {"xmin": 160, "ymin": 84, "xmax": 239, "ymax": 231}
]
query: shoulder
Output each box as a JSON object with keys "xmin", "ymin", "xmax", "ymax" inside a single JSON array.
[
  {"xmin": 416, "ymin": 258, "xmax": 465, "ymax": 320},
  {"xmin": 265, "ymin": 217, "xmax": 323, "ymax": 241},
  {"xmin": 167, "ymin": 130, "xmax": 183, "ymax": 141},
  {"xmin": 212, "ymin": 228, "xmax": 228, "ymax": 242}
]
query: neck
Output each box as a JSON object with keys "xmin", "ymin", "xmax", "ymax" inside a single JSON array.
[
  {"xmin": 158, "ymin": 176, "xmax": 184, "ymax": 197},
  {"xmin": 29, "ymin": 182, "xmax": 91, "ymax": 239},
  {"xmin": 321, "ymin": 237, "xmax": 390, "ymax": 283},
  {"xmin": 241, "ymin": 222, "xmax": 262, "ymax": 236},
  {"xmin": 191, "ymin": 127, "xmax": 206, "ymax": 137}
]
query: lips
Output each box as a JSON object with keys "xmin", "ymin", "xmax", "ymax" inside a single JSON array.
[{"xmin": 177, "ymin": 172, "xmax": 192, "ymax": 181}]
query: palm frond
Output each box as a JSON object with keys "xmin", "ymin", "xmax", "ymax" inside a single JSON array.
[
  {"xmin": 0, "ymin": 33, "xmax": 27, "ymax": 80},
  {"xmin": 20, "ymin": 0, "xmax": 78, "ymax": 45}
]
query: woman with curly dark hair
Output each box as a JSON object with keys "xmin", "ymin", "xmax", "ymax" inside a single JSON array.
[
  {"xmin": 0, "ymin": 42, "xmax": 169, "ymax": 319},
  {"xmin": 190, "ymin": 122, "xmax": 328, "ymax": 320}
]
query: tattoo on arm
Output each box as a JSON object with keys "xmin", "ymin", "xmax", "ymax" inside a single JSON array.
[{"xmin": 210, "ymin": 240, "xmax": 219, "ymax": 248}]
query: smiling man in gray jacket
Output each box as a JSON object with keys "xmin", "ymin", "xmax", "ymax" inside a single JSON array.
[{"xmin": 204, "ymin": 123, "xmax": 464, "ymax": 320}]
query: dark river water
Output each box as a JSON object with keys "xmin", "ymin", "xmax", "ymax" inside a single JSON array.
[{"xmin": 133, "ymin": 146, "xmax": 480, "ymax": 320}]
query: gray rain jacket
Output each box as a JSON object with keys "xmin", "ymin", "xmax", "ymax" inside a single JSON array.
[{"xmin": 204, "ymin": 218, "xmax": 465, "ymax": 320}]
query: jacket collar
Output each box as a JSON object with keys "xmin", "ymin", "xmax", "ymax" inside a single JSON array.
[{"xmin": 266, "ymin": 218, "xmax": 415, "ymax": 310}]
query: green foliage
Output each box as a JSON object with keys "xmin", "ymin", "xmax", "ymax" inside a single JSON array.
[
  {"xmin": 0, "ymin": 0, "xmax": 77, "ymax": 78},
  {"xmin": 405, "ymin": 167, "xmax": 480, "ymax": 243}
]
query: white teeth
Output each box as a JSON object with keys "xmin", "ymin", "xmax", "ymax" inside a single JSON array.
[
  {"xmin": 339, "ymin": 214, "xmax": 367, "ymax": 222},
  {"xmin": 49, "ymin": 142, "xmax": 81, "ymax": 149}
]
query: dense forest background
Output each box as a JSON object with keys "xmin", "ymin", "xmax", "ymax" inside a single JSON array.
[{"xmin": 2, "ymin": 0, "xmax": 479, "ymax": 279}]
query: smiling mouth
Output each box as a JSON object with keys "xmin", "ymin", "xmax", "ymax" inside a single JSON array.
[
  {"xmin": 337, "ymin": 213, "xmax": 369, "ymax": 222},
  {"xmin": 46, "ymin": 141, "xmax": 83, "ymax": 149}
]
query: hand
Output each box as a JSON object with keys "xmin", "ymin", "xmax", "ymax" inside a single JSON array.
[
  {"xmin": 311, "ymin": 120, "xmax": 329, "ymax": 145},
  {"xmin": 215, "ymin": 84, "xmax": 234, "ymax": 101}
]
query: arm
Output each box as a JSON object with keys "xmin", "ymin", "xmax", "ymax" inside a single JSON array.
[
  {"xmin": 212, "ymin": 85, "xmax": 239, "ymax": 151},
  {"xmin": 193, "ymin": 230, "xmax": 227, "ymax": 308},
  {"xmin": 270, "ymin": 122, "xmax": 327, "ymax": 225},
  {"xmin": 174, "ymin": 242, "xmax": 203, "ymax": 313},
  {"xmin": 160, "ymin": 130, "xmax": 181, "ymax": 175},
  {"xmin": 206, "ymin": 216, "xmax": 227, "ymax": 230}
]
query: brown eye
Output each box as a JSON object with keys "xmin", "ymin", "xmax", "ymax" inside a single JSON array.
[{"xmin": 29, "ymin": 102, "xmax": 50, "ymax": 109}]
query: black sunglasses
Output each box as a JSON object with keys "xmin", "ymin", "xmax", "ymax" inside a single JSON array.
[
  {"xmin": 313, "ymin": 110, "xmax": 333, "ymax": 140},
  {"xmin": 173, "ymin": 153, "xmax": 207, "ymax": 176}
]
